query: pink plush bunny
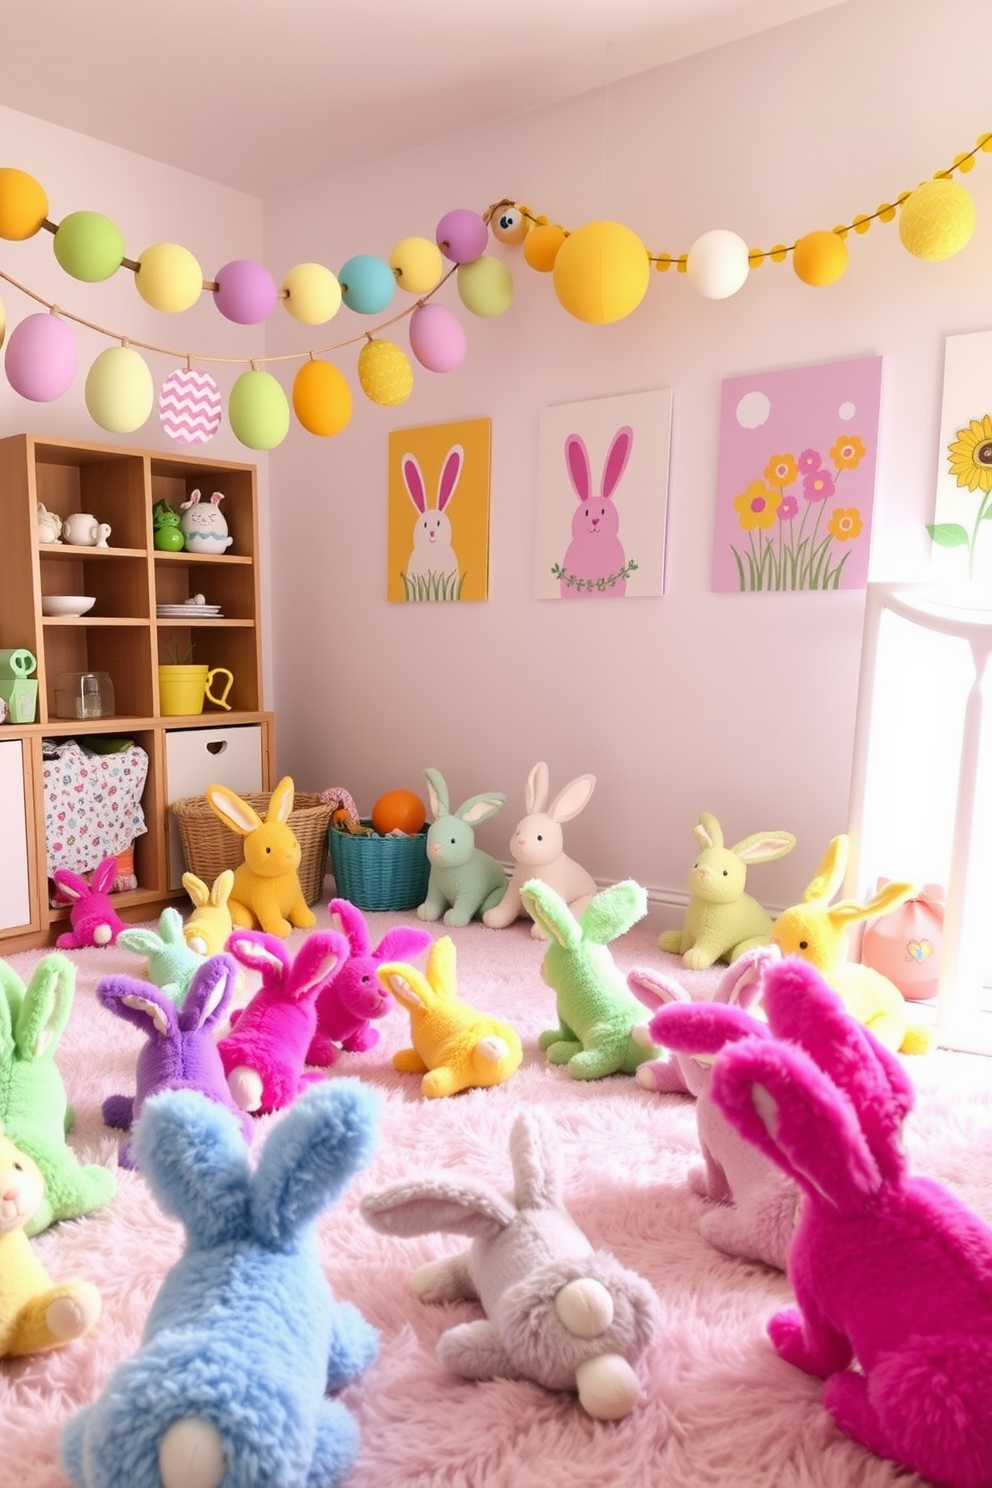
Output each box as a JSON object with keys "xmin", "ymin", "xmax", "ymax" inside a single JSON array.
[
  {"xmin": 307, "ymin": 898, "xmax": 432, "ymax": 1067},
  {"xmin": 53, "ymin": 857, "xmax": 127, "ymax": 949},
  {"xmin": 217, "ymin": 928, "xmax": 349, "ymax": 1114},
  {"xmin": 560, "ymin": 425, "xmax": 633, "ymax": 597},
  {"xmin": 627, "ymin": 947, "xmax": 797, "ymax": 1271},
  {"xmin": 711, "ymin": 955, "xmax": 992, "ymax": 1488}
]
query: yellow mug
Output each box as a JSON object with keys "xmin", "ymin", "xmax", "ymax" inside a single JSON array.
[{"xmin": 158, "ymin": 664, "xmax": 234, "ymax": 716}]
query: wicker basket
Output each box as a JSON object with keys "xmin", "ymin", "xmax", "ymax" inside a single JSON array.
[
  {"xmin": 171, "ymin": 791, "xmax": 334, "ymax": 906},
  {"xmin": 328, "ymin": 821, "xmax": 430, "ymax": 912}
]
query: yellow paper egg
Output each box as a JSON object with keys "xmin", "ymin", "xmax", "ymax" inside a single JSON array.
[
  {"xmin": 792, "ymin": 230, "xmax": 849, "ymax": 286},
  {"xmin": 282, "ymin": 263, "xmax": 342, "ymax": 324},
  {"xmin": 523, "ymin": 223, "xmax": 566, "ymax": 272},
  {"xmin": 228, "ymin": 369, "xmax": 291, "ymax": 449},
  {"xmin": 553, "ymin": 220, "xmax": 650, "ymax": 324},
  {"xmin": 358, "ymin": 340, "xmax": 413, "ymax": 406},
  {"xmin": 84, "ymin": 346, "xmax": 154, "ymax": 433},
  {"xmin": 456, "ymin": 256, "xmax": 514, "ymax": 317},
  {"xmin": 292, "ymin": 358, "xmax": 353, "ymax": 436},
  {"xmin": 135, "ymin": 243, "xmax": 204, "ymax": 311},
  {"xmin": 0, "ymin": 168, "xmax": 48, "ymax": 240},
  {"xmin": 389, "ymin": 236, "xmax": 443, "ymax": 295},
  {"xmin": 898, "ymin": 179, "xmax": 976, "ymax": 261}
]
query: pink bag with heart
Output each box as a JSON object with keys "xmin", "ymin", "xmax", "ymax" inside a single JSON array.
[{"xmin": 860, "ymin": 880, "xmax": 944, "ymax": 1002}]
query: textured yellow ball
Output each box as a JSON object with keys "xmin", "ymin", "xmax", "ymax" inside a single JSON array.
[
  {"xmin": 135, "ymin": 243, "xmax": 204, "ymax": 311},
  {"xmin": 282, "ymin": 263, "xmax": 342, "ymax": 324},
  {"xmin": 899, "ymin": 179, "xmax": 976, "ymax": 261},
  {"xmin": 0, "ymin": 168, "xmax": 48, "ymax": 240},
  {"xmin": 358, "ymin": 339, "xmax": 413, "ymax": 406},
  {"xmin": 389, "ymin": 236, "xmax": 443, "ymax": 295},
  {"xmin": 292, "ymin": 358, "xmax": 352, "ymax": 436},
  {"xmin": 553, "ymin": 220, "xmax": 650, "ymax": 324},
  {"xmin": 792, "ymin": 230, "xmax": 849, "ymax": 287},
  {"xmin": 523, "ymin": 223, "xmax": 566, "ymax": 272}
]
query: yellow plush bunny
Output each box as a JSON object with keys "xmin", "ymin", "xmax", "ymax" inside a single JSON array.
[
  {"xmin": 770, "ymin": 835, "xmax": 934, "ymax": 1054},
  {"xmin": 0, "ymin": 1128, "xmax": 102, "ymax": 1357},
  {"xmin": 181, "ymin": 869, "xmax": 235, "ymax": 955},
  {"xmin": 376, "ymin": 935, "xmax": 523, "ymax": 1098},
  {"xmin": 203, "ymin": 777, "xmax": 316, "ymax": 937}
]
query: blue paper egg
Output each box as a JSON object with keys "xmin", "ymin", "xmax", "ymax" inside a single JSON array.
[{"xmin": 339, "ymin": 255, "xmax": 396, "ymax": 315}]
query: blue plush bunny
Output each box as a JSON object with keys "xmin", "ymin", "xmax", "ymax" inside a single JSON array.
[{"xmin": 60, "ymin": 1080, "xmax": 381, "ymax": 1488}]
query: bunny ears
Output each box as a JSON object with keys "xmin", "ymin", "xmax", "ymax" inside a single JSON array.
[{"xmin": 564, "ymin": 427, "xmax": 633, "ymax": 503}]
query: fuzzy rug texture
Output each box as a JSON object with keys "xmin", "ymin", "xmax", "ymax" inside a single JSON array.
[{"xmin": 2, "ymin": 904, "xmax": 991, "ymax": 1488}]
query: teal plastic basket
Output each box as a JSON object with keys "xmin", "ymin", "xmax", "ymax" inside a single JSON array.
[{"xmin": 328, "ymin": 821, "xmax": 430, "ymax": 911}]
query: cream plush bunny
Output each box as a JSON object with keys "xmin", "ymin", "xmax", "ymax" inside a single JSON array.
[
  {"xmin": 483, "ymin": 761, "xmax": 598, "ymax": 937},
  {"xmin": 769, "ymin": 835, "xmax": 933, "ymax": 1054},
  {"xmin": 181, "ymin": 869, "xmax": 235, "ymax": 956},
  {"xmin": 376, "ymin": 935, "xmax": 522, "ymax": 1098},
  {"xmin": 658, "ymin": 812, "xmax": 796, "ymax": 969},
  {"xmin": 204, "ymin": 777, "xmax": 316, "ymax": 937}
]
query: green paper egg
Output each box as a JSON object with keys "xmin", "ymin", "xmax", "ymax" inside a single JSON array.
[
  {"xmin": 281, "ymin": 262, "xmax": 342, "ymax": 324},
  {"xmin": 54, "ymin": 211, "xmax": 125, "ymax": 282},
  {"xmin": 135, "ymin": 242, "xmax": 204, "ymax": 312},
  {"xmin": 456, "ymin": 256, "xmax": 514, "ymax": 317},
  {"xmin": 84, "ymin": 346, "xmax": 154, "ymax": 433},
  {"xmin": 229, "ymin": 369, "xmax": 291, "ymax": 449}
]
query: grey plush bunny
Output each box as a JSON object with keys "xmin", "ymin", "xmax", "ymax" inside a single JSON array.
[{"xmin": 361, "ymin": 1107, "xmax": 658, "ymax": 1419}]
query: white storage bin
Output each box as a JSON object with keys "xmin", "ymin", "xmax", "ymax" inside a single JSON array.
[
  {"xmin": 165, "ymin": 725, "xmax": 263, "ymax": 889},
  {"xmin": 0, "ymin": 740, "xmax": 31, "ymax": 931}
]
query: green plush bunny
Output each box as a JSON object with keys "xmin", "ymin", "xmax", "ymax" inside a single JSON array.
[
  {"xmin": 0, "ymin": 954, "xmax": 116, "ymax": 1236},
  {"xmin": 522, "ymin": 879, "xmax": 658, "ymax": 1080}
]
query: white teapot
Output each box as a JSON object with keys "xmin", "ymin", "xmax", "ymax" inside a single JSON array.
[
  {"xmin": 37, "ymin": 503, "xmax": 62, "ymax": 543},
  {"xmin": 62, "ymin": 512, "xmax": 111, "ymax": 546}
]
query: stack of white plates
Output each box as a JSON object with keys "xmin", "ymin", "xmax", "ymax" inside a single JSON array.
[{"xmin": 156, "ymin": 603, "xmax": 224, "ymax": 618}]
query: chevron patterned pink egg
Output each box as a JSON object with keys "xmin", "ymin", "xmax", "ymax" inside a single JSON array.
[{"xmin": 159, "ymin": 366, "xmax": 222, "ymax": 444}]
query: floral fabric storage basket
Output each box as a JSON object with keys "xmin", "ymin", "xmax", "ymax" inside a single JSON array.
[
  {"xmin": 171, "ymin": 791, "xmax": 334, "ymax": 905},
  {"xmin": 328, "ymin": 822, "xmax": 430, "ymax": 912}
]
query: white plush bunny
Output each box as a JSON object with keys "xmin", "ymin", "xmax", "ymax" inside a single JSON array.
[
  {"xmin": 401, "ymin": 445, "xmax": 462, "ymax": 589},
  {"xmin": 483, "ymin": 761, "xmax": 598, "ymax": 937}
]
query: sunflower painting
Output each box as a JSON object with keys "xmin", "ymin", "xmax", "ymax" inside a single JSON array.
[{"xmin": 929, "ymin": 331, "xmax": 992, "ymax": 585}]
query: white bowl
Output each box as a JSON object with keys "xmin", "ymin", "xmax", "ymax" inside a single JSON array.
[{"xmin": 42, "ymin": 595, "xmax": 96, "ymax": 617}]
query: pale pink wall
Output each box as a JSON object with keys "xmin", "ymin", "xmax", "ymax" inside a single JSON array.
[{"xmin": 261, "ymin": 0, "xmax": 991, "ymax": 917}]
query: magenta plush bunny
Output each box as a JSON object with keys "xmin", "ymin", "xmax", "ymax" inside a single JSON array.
[
  {"xmin": 218, "ymin": 928, "xmax": 349, "ymax": 1115},
  {"xmin": 53, "ymin": 856, "xmax": 127, "ymax": 949},
  {"xmin": 711, "ymin": 955, "xmax": 992, "ymax": 1488},
  {"xmin": 97, "ymin": 952, "xmax": 251, "ymax": 1168},
  {"xmin": 627, "ymin": 948, "xmax": 797, "ymax": 1271},
  {"xmin": 308, "ymin": 898, "xmax": 433, "ymax": 1067}
]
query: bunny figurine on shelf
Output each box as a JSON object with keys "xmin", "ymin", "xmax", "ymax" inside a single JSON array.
[
  {"xmin": 658, "ymin": 812, "xmax": 796, "ymax": 969},
  {"xmin": 558, "ymin": 425, "xmax": 634, "ymax": 597},
  {"xmin": 179, "ymin": 489, "xmax": 233, "ymax": 555},
  {"xmin": 217, "ymin": 928, "xmax": 348, "ymax": 1115},
  {"xmin": 483, "ymin": 762, "xmax": 598, "ymax": 937},
  {"xmin": 60, "ymin": 1080, "xmax": 381, "ymax": 1488},
  {"xmin": 711, "ymin": 954, "xmax": 992, "ymax": 1488},
  {"xmin": 205, "ymin": 776, "xmax": 316, "ymax": 936},
  {"xmin": 307, "ymin": 897, "xmax": 432, "ymax": 1068},
  {"xmin": 417, "ymin": 767, "xmax": 508, "ymax": 927},
  {"xmin": 53, "ymin": 856, "xmax": 127, "ymax": 949},
  {"xmin": 401, "ymin": 445, "xmax": 462, "ymax": 597},
  {"xmin": 362, "ymin": 1107, "xmax": 659, "ymax": 1420},
  {"xmin": 97, "ymin": 951, "xmax": 253, "ymax": 1167}
]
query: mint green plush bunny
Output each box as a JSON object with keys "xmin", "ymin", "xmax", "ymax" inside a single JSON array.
[
  {"xmin": 522, "ymin": 879, "xmax": 659, "ymax": 1080},
  {"xmin": 117, "ymin": 907, "xmax": 202, "ymax": 1007},
  {"xmin": 0, "ymin": 953, "xmax": 116, "ymax": 1235},
  {"xmin": 417, "ymin": 767, "xmax": 509, "ymax": 928}
]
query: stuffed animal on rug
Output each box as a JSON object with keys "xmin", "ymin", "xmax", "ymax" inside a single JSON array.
[
  {"xmin": 307, "ymin": 897, "xmax": 432, "ymax": 1067},
  {"xmin": 769, "ymin": 835, "xmax": 933, "ymax": 1054},
  {"xmin": 181, "ymin": 869, "xmax": 235, "ymax": 956},
  {"xmin": 97, "ymin": 952, "xmax": 253, "ymax": 1167},
  {"xmin": 0, "ymin": 953, "xmax": 116, "ymax": 1236},
  {"xmin": 204, "ymin": 776, "xmax": 316, "ymax": 936},
  {"xmin": 217, "ymin": 928, "xmax": 348, "ymax": 1114},
  {"xmin": 711, "ymin": 954, "xmax": 992, "ymax": 1488},
  {"xmin": 628, "ymin": 948, "xmax": 797, "ymax": 1271},
  {"xmin": 0, "ymin": 1128, "xmax": 102, "ymax": 1358},
  {"xmin": 118, "ymin": 907, "xmax": 203, "ymax": 1008},
  {"xmin": 362, "ymin": 1106, "xmax": 659, "ymax": 1420},
  {"xmin": 53, "ymin": 856, "xmax": 127, "ymax": 949},
  {"xmin": 60, "ymin": 1079, "xmax": 381, "ymax": 1488},
  {"xmin": 522, "ymin": 879, "xmax": 658, "ymax": 1080},
  {"xmin": 417, "ymin": 766, "xmax": 508, "ymax": 927},
  {"xmin": 658, "ymin": 813, "xmax": 796, "ymax": 969},
  {"xmin": 483, "ymin": 761, "xmax": 598, "ymax": 936},
  {"xmin": 376, "ymin": 933, "xmax": 522, "ymax": 1098}
]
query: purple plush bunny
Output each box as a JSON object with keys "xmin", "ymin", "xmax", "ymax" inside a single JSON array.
[
  {"xmin": 97, "ymin": 951, "xmax": 251, "ymax": 1168},
  {"xmin": 54, "ymin": 856, "xmax": 127, "ymax": 949},
  {"xmin": 307, "ymin": 898, "xmax": 433, "ymax": 1067},
  {"xmin": 218, "ymin": 928, "xmax": 349, "ymax": 1115}
]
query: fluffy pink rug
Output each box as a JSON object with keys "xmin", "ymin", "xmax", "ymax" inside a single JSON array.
[{"xmin": 3, "ymin": 907, "xmax": 991, "ymax": 1488}]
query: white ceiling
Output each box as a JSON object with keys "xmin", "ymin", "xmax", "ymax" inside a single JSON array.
[{"xmin": 4, "ymin": 0, "xmax": 852, "ymax": 197}]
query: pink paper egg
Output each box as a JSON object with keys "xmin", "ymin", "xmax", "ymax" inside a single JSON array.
[
  {"xmin": 159, "ymin": 366, "xmax": 223, "ymax": 443},
  {"xmin": 435, "ymin": 208, "xmax": 488, "ymax": 264},
  {"xmin": 214, "ymin": 259, "xmax": 278, "ymax": 324},
  {"xmin": 5, "ymin": 313, "xmax": 77, "ymax": 400},
  {"xmin": 409, "ymin": 303, "xmax": 467, "ymax": 372}
]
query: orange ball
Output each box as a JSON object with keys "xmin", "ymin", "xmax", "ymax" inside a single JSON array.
[{"xmin": 371, "ymin": 788, "xmax": 427, "ymax": 836}]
